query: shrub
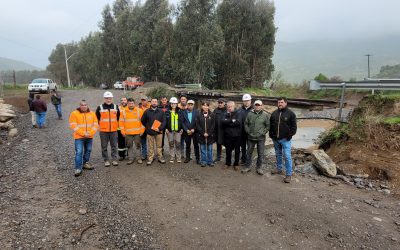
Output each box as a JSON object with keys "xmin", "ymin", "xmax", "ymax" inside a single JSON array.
[{"xmin": 146, "ymin": 86, "xmax": 174, "ymax": 100}]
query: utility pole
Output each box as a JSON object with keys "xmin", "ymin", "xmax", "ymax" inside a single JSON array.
[
  {"xmin": 63, "ymin": 45, "xmax": 77, "ymax": 88},
  {"xmin": 365, "ymin": 54, "xmax": 372, "ymax": 78},
  {"xmin": 13, "ymin": 70, "xmax": 16, "ymax": 88}
]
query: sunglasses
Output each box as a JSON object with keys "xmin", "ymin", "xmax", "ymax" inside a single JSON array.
[{"xmin": 255, "ymin": 104, "xmax": 261, "ymax": 106}]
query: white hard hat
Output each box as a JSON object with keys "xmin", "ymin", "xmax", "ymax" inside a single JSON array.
[
  {"xmin": 103, "ymin": 91, "xmax": 113, "ymax": 98},
  {"xmin": 242, "ymin": 94, "xmax": 252, "ymax": 101},
  {"xmin": 169, "ymin": 97, "xmax": 178, "ymax": 104}
]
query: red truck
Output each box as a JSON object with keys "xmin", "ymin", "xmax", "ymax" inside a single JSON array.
[{"xmin": 123, "ymin": 76, "xmax": 144, "ymax": 90}]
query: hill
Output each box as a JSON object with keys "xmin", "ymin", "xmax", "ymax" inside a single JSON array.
[
  {"xmin": 273, "ymin": 36, "xmax": 400, "ymax": 83},
  {"xmin": 0, "ymin": 57, "xmax": 41, "ymax": 71},
  {"xmin": 376, "ymin": 64, "xmax": 400, "ymax": 78}
]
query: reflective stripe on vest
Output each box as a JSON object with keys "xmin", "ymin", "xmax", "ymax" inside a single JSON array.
[
  {"xmin": 171, "ymin": 111, "xmax": 179, "ymax": 131},
  {"xmin": 99, "ymin": 104, "xmax": 118, "ymax": 132},
  {"xmin": 122, "ymin": 108, "xmax": 143, "ymax": 135}
]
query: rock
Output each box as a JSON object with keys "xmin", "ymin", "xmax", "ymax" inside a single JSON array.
[
  {"xmin": 382, "ymin": 189, "xmax": 391, "ymax": 195},
  {"xmin": 22, "ymin": 139, "xmax": 29, "ymax": 143},
  {"xmin": 373, "ymin": 217, "xmax": 382, "ymax": 222},
  {"xmin": 78, "ymin": 208, "xmax": 87, "ymax": 215},
  {"xmin": 0, "ymin": 112, "xmax": 16, "ymax": 122},
  {"xmin": 311, "ymin": 149, "xmax": 337, "ymax": 177},
  {"xmin": 335, "ymin": 199, "xmax": 343, "ymax": 203},
  {"xmin": 8, "ymin": 128, "xmax": 18, "ymax": 137},
  {"xmin": 0, "ymin": 120, "xmax": 14, "ymax": 129},
  {"xmin": 391, "ymin": 237, "xmax": 398, "ymax": 242}
]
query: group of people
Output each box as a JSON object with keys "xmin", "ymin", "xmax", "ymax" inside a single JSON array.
[
  {"xmin": 28, "ymin": 90, "xmax": 63, "ymax": 128},
  {"xmin": 69, "ymin": 91, "xmax": 297, "ymax": 183}
]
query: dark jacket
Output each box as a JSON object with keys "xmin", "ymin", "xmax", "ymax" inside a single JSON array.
[
  {"xmin": 95, "ymin": 103, "xmax": 120, "ymax": 122},
  {"xmin": 245, "ymin": 109, "xmax": 270, "ymax": 141},
  {"xmin": 141, "ymin": 107, "xmax": 166, "ymax": 135},
  {"xmin": 165, "ymin": 108, "xmax": 183, "ymax": 132},
  {"xmin": 221, "ymin": 110, "xmax": 242, "ymax": 139},
  {"xmin": 31, "ymin": 99, "xmax": 47, "ymax": 113},
  {"xmin": 51, "ymin": 94, "xmax": 61, "ymax": 105},
  {"xmin": 195, "ymin": 111, "xmax": 215, "ymax": 144},
  {"xmin": 213, "ymin": 106, "xmax": 226, "ymax": 144},
  {"xmin": 158, "ymin": 103, "xmax": 169, "ymax": 113},
  {"xmin": 238, "ymin": 105, "xmax": 253, "ymax": 134},
  {"xmin": 182, "ymin": 109, "xmax": 200, "ymax": 132},
  {"xmin": 28, "ymin": 97, "xmax": 34, "ymax": 111},
  {"xmin": 269, "ymin": 107, "xmax": 297, "ymax": 140}
]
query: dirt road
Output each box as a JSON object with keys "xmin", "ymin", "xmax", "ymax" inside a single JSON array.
[{"xmin": 1, "ymin": 89, "xmax": 399, "ymax": 249}]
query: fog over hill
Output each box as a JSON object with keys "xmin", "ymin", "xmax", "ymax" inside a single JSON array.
[
  {"xmin": 272, "ymin": 36, "xmax": 400, "ymax": 83},
  {"xmin": 0, "ymin": 57, "xmax": 41, "ymax": 71}
]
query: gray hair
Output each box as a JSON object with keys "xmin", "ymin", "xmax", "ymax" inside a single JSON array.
[{"xmin": 226, "ymin": 101, "xmax": 235, "ymax": 107}]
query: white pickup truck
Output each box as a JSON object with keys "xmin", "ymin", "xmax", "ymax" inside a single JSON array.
[{"xmin": 28, "ymin": 78, "xmax": 57, "ymax": 93}]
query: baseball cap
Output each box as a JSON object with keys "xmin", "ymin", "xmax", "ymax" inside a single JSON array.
[
  {"xmin": 187, "ymin": 100, "xmax": 195, "ymax": 104},
  {"xmin": 254, "ymin": 100, "xmax": 263, "ymax": 106},
  {"xmin": 217, "ymin": 98, "xmax": 226, "ymax": 103}
]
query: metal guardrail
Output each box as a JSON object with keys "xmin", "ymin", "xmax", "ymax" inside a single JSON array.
[
  {"xmin": 310, "ymin": 79, "xmax": 400, "ymax": 121},
  {"xmin": 310, "ymin": 80, "xmax": 400, "ymax": 90}
]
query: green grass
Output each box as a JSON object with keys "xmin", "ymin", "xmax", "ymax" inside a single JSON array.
[
  {"xmin": 382, "ymin": 117, "xmax": 400, "ymax": 125},
  {"xmin": 318, "ymin": 124, "xmax": 350, "ymax": 147}
]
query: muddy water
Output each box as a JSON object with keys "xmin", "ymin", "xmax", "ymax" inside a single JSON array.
[{"xmin": 292, "ymin": 119, "xmax": 336, "ymax": 149}]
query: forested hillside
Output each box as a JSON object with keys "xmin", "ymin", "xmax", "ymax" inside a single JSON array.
[{"xmin": 47, "ymin": 0, "xmax": 276, "ymax": 89}]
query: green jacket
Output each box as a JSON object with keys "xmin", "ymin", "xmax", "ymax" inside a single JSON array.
[{"xmin": 244, "ymin": 110, "xmax": 270, "ymax": 141}]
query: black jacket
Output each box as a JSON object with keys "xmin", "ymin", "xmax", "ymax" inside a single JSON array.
[
  {"xmin": 51, "ymin": 94, "xmax": 61, "ymax": 105},
  {"xmin": 28, "ymin": 97, "xmax": 34, "ymax": 111},
  {"xmin": 213, "ymin": 106, "xmax": 226, "ymax": 144},
  {"xmin": 182, "ymin": 109, "xmax": 200, "ymax": 132},
  {"xmin": 238, "ymin": 105, "xmax": 253, "ymax": 134},
  {"xmin": 221, "ymin": 110, "xmax": 242, "ymax": 139},
  {"xmin": 269, "ymin": 107, "xmax": 297, "ymax": 140},
  {"xmin": 195, "ymin": 111, "xmax": 215, "ymax": 144},
  {"xmin": 165, "ymin": 108, "xmax": 183, "ymax": 132},
  {"xmin": 141, "ymin": 107, "xmax": 166, "ymax": 135},
  {"xmin": 95, "ymin": 103, "xmax": 120, "ymax": 122}
]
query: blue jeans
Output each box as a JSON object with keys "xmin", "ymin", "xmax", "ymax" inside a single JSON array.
[
  {"xmin": 141, "ymin": 134, "xmax": 147, "ymax": 159},
  {"xmin": 54, "ymin": 104, "xmax": 62, "ymax": 118},
  {"xmin": 36, "ymin": 112, "xmax": 46, "ymax": 128},
  {"xmin": 273, "ymin": 139, "xmax": 293, "ymax": 176},
  {"xmin": 75, "ymin": 138, "xmax": 93, "ymax": 170},
  {"xmin": 200, "ymin": 143, "xmax": 213, "ymax": 165}
]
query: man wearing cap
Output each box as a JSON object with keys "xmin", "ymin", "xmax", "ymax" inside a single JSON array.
[
  {"xmin": 238, "ymin": 93, "xmax": 253, "ymax": 164},
  {"xmin": 242, "ymin": 100, "xmax": 270, "ymax": 175},
  {"xmin": 117, "ymin": 97, "xmax": 128, "ymax": 161},
  {"xmin": 140, "ymin": 96, "xmax": 151, "ymax": 160},
  {"xmin": 213, "ymin": 98, "xmax": 226, "ymax": 162},
  {"xmin": 182, "ymin": 100, "xmax": 200, "ymax": 164},
  {"xmin": 96, "ymin": 91, "xmax": 120, "ymax": 167},
  {"xmin": 119, "ymin": 98, "xmax": 145, "ymax": 165},
  {"xmin": 269, "ymin": 97, "xmax": 297, "ymax": 183},
  {"xmin": 141, "ymin": 97, "xmax": 167, "ymax": 165}
]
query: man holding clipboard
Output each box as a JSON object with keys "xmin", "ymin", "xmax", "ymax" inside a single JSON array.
[{"xmin": 141, "ymin": 97, "xmax": 167, "ymax": 165}]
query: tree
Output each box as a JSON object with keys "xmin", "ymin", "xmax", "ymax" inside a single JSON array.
[
  {"xmin": 172, "ymin": 0, "xmax": 224, "ymax": 87},
  {"xmin": 47, "ymin": 42, "xmax": 79, "ymax": 85},
  {"xmin": 314, "ymin": 73, "xmax": 329, "ymax": 82},
  {"xmin": 217, "ymin": 0, "xmax": 276, "ymax": 89}
]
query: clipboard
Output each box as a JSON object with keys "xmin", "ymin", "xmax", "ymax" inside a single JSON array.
[{"xmin": 151, "ymin": 120, "xmax": 161, "ymax": 131}]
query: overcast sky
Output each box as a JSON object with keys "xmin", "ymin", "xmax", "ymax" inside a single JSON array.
[{"xmin": 1, "ymin": 0, "xmax": 400, "ymax": 68}]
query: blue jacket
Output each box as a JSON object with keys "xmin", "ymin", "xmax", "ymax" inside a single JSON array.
[{"xmin": 182, "ymin": 109, "xmax": 199, "ymax": 132}]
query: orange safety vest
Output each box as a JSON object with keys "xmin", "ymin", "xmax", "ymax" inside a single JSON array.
[
  {"xmin": 69, "ymin": 110, "xmax": 99, "ymax": 139},
  {"xmin": 119, "ymin": 107, "xmax": 145, "ymax": 135},
  {"xmin": 140, "ymin": 102, "xmax": 151, "ymax": 111},
  {"xmin": 99, "ymin": 104, "xmax": 118, "ymax": 132}
]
